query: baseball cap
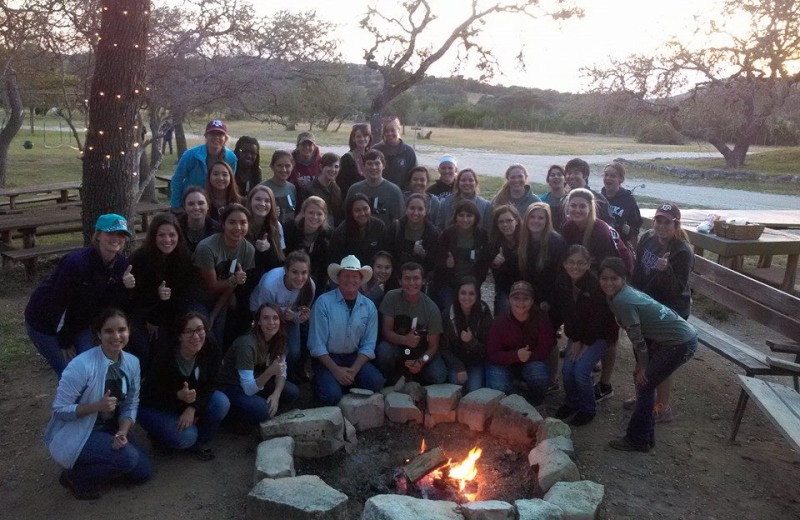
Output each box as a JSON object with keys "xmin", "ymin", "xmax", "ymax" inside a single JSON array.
[
  {"xmin": 654, "ymin": 202, "xmax": 681, "ymax": 221},
  {"xmin": 205, "ymin": 119, "xmax": 228, "ymax": 135},
  {"xmin": 509, "ymin": 280, "xmax": 534, "ymax": 299},
  {"xmin": 297, "ymin": 131, "xmax": 316, "ymax": 145},
  {"xmin": 95, "ymin": 213, "xmax": 133, "ymax": 237}
]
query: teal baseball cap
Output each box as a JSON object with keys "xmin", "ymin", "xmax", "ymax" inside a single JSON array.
[{"xmin": 95, "ymin": 213, "xmax": 133, "ymax": 237}]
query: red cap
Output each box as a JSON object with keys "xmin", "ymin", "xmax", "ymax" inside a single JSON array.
[
  {"xmin": 205, "ymin": 119, "xmax": 228, "ymax": 136},
  {"xmin": 655, "ymin": 202, "xmax": 681, "ymax": 221}
]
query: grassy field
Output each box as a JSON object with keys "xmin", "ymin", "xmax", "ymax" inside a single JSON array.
[{"xmin": 645, "ymin": 147, "xmax": 800, "ymax": 177}]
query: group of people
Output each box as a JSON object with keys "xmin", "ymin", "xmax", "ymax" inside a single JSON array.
[{"xmin": 31, "ymin": 117, "xmax": 698, "ymax": 501}]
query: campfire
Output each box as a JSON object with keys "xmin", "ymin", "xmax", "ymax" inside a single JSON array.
[{"xmin": 397, "ymin": 439, "xmax": 483, "ymax": 502}]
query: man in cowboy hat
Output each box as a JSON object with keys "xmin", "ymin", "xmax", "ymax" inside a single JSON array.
[{"xmin": 308, "ymin": 255, "xmax": 386, "ymax": 405}]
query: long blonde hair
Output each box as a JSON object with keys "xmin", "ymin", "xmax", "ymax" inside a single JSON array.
[
  {"xmin": 295, "ymin": 195, "xmax": 331, "ymax": 232},
  {"xmin": 519, "ymin": 202, "xmax": 554, "ymax": 274},
  {"xmin": 247, "ymin": 185, "xmax": 285, "ymax": 262},
  {"xmin": 566, "ymin": 188, "xmax": 596, "ymax": 247},
  {"xmin": 492, "ymin": 164, "xmax": 528, "ymax": 208}
]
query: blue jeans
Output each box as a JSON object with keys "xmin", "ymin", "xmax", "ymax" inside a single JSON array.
[
  {"xmin": 493, "ymin": 289, "xmax": 510, "ymax": 317},
  {"xmin": 68, "ymin": 429, "xmax": 151, "ymax": 492},
  {"xmin": 312, "ymin": 352, "xmax": 386, "ymax": 405},
  {"xmin": 627, "ymin": 336, "xmax": 697, "ymax": 446},
  {"xmin": 435, "ymin": 286, "xmax": 454, "ymax": 313},
  {"xmin": 138, "ymin": 390, "xmax": 230, "ymax": 449},
  {"xmin": 562, "ymin": 339, "xmax": 609, "ymax": 414},
  {"xmin": 447, "ymin": 364, "xmax": 485, "ymax": 394},
  {"xmin": 375, "ymin": 341, "xmax": 448, "ymax": 385},
  {"xmin": 26, "ymin": 321, "xmax": 93, "ymax": 377},
  {"xmin": 486, "ymin": 360, "xmax": 550, "ymax": 405},
  {"xmin": 221, "ymin": 379, "xmax": 299, "ymax": 424}
]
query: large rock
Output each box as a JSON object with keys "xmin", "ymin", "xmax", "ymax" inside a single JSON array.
[
  {"xmin": 360, "ymin": 494, "xmax": 463, "ymax": 520},
  {"xmin": 426, "ymin": 384, "xmax": 463, "ymax": 414},
  {"xmin": 515, "ymin": 499, "xmax": 565, "ymax": 520},
  {"xmin": 254, "ymin": 436, "xmax": 295, "ymax": 482},
  {"xmin": 457, "ymin": 388, "xmax": 505, "ymax": 432},
  {"xmin": 248, "ymin": 475, "xmax": 349, "ymax": 520},
  {"xmin": 488, "ymin": 394, "xmax": 543, "ymax": 446},
  {"xmin": 339, "ymin": 392, "xmax": 385, "ymax": 431},
  {"xmin": 344, "ymin": 418, "xmax": 358, "ymax": 453},
  {"xmin": 384, "ymin": 392, "xmax": 423, "ymax": 424},
  {"xmin": 536, "ymin": 418, "xmax": 572, "ymax": 444},
  {"xmin": 532, "ymin": 436, "xmax": 574, "ymax": 458},
  {"xmin": 399, "ymin": 381, "xmax": 427, "ymax": 408},
  {"xmin": 460, "ymin": 500, "xmax": 515, "ymax": 520},
  {"xmin": 530, "ymin": 448, "xmax": 580, "ymax": 493},
  {"xmin": 424, "ymin": 410, "xmax": 458, "ymax": 429},
  {"xmin": 261, "ymin": 407, "xmax": 345, "ymax": 458},
  {"xmin": 544, "ymin": 481, "xmax": 605, "ymax": 520}
]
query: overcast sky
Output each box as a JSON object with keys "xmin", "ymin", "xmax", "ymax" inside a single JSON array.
[{"xmin": 253, "ymin": 0, "xmax": 717, "ymax": 93}]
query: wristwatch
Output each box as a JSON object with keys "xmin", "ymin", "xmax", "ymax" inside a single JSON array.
[{"xmin": 421, "ymin": 354, "xmax": 430, "ymax": 364}]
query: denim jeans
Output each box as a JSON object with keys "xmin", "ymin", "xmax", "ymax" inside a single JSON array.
[
  {"xmin": 375, "ymin": 341, "xmax": 448, "ymax": 385},
  {"xmin": 312, "ymin": 352, "xmax": 386, "ymax": 405},
  {"xmin": 435, "ymin": 286, "xmax": 454, "ymax": 313},
  {"xmin": 626, "ymin": 336, "xmax": 697, "ymax": 446},
  {"xmin": 138, "ymin": 390, "xmax": 230, "ymax": 450},
  {"xmin": 221, "ymin": 379, "xmax": 300, "ymax": 424},
  {"xmin": 68, "ymin": 429, "xmax": 151, "ymax": 492},
  {"xmin": 493, "ymin": 289, "xmax": 510, "ymax": 317},
  {"xmin": 562, "ymin": 339, "xmax": 609, "ymax": 414},
  {"xmin": 447, "ymin": 364, "xmax": 485, "ymax": 393},
  {"xmin": 26, "ymin": 321, "xmax": 93, "ymax": 377},
  {"xmin": 486, "ymin": 360, "xmax": 550, "ymax": 405}
]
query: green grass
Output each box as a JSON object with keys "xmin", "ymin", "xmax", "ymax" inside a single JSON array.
[{"xmin": 649, "ymin": 148, "xmax": 800, "ymax": 177}]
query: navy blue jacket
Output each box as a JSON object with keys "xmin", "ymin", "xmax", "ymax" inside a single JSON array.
[{"xmin": 25, "ymin": 246, "xmax": 131, "ymax": 347}]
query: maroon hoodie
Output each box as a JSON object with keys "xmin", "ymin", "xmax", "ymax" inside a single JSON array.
[
  {"xmin": 290, "ymin": 147, "xmax": 322, "ymax": 190},
  {"xmin": 487, "ymin": 311, "xmax": 554, "ymax": 365}
]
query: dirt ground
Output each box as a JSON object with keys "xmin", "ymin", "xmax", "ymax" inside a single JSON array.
[{"xmin": 2, "ymin": 265, "xmax": 800, "ymax": 519}]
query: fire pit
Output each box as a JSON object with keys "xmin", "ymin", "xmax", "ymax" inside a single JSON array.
[{"xmin": 247, "ymin": 384, "xmax": 606, "ymax": 519}]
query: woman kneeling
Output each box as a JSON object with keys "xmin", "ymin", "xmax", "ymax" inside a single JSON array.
[
  {"xmin": 218, "ymin": 303, "xmax": 299, "ymax": 429},
  {"xmin": 138, "ymin": 312, "xmax": 229, "ymax": 461}
]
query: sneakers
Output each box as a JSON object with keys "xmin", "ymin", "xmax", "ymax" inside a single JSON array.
[
  {"xmin": 594, "ymin": 383, "xmax": 614, "ymax": 402},
  {"xmin": 570, "ymin": 411, "xmax": 596, "ymax": 427},
  {"xmin": 555, "ymin": 404, "xmax": 578, "ymax": 420},
  {"xmin": 546, "ymin": 381, "xmax": 560, "ymax": 395},
  {"xmin": 653, "ymin": 403, "xmax": 675, "ymax": 423},
  {"xmin": 608, "ymin": 437, "xmax": 650, "ymax": 453},
  {"xmin": 59, "ymin": 470, "xmax": 101, "ymax": 501}
]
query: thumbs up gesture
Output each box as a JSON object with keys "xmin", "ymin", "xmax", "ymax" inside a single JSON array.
[
  {"xmin": 492, "ymin": 247, "xmax": 505, "ymax": 269},
  {"xmin": 122, "ymin": 264, "xmax": 135, "ymax": 288},
  {"xmin": 158, "ymin": 280, "xmax": 171, "ymax": 301},
  {"xmin": 446, "ymin": 251, "xmax": 455, "ymax": 269},
  {"xmin": 97, "ymin": 389, "xmax": 117, "ymax": 412},
  {"xmin": 177, "ymin": 381, "xmax": 197, "ymax": 403},
  {"xmin": 255, "ymin": 233, "xmax": 271, "ymax": 252},
  {"xmin": 655, "ymin": 252, "xmax": 670, "ymax": 271},
  {"xmin": 234, "ymin": 262, "xmax": 247, "ymax": 285},
  {"xmin": 460, "ymin": 327, "xmax": 473, "ymax": 343}
]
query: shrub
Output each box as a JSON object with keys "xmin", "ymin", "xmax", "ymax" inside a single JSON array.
[{"xmin": 636, "ymin": 123, "xmax": 685, "ymax": 145}]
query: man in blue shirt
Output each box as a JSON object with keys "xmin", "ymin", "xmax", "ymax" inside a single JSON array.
[{"xmin": 308, "ymin": 255, "xmax": 385, "ymax": 404}]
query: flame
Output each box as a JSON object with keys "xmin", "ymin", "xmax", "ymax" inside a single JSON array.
[
  {"xmin": 448, "ymin": 447, "xmax": 482, "ymax": 501},
  {"xmin": 420, "ymin": 438, "xmax": 427, "ymax": 453}
]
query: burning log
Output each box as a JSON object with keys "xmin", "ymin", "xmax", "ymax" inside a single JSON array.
[{"xmin": 402, "ymin": 446, "xmax": 447, "ymax": 483}]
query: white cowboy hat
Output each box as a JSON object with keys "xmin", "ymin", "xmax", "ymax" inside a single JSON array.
[{"xmin": 327, "ymin": 255, "xmax": 373, "ymax": 284}]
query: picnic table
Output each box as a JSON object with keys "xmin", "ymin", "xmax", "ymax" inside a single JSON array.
[
  {"xmin": 0, "ymin": 202, "xmax": 169, "ymax": 279},
  {"xmin": 0, "ymin": 181, "xmax": 82, "ymax": 211},
  {"xmin": 641, "ymin": 208, "xmax": 800, "ymax": 293},
  {"xmin": 641, "ymin": 208, "xmax": 800, "ymax": 230}
]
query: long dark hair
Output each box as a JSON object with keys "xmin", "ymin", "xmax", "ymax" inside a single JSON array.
[
  {"xmin": 143, "ymin": 213, "xmax": 190, "ymax": 264},
  {"xmin": 92, "ymin": 307, "xmax": 129, "ymax": 344},
  {"xmin": 174, "ymin": 311, "xmax": 215, "ymax": 352},
  {"xmin": 285, "ymin": 250, "xmax": 315, "ymax": 307},
  {"xmin": 205, "ymin": 160, "xmax": 242, "ymax": 206},
  {"xmin": 349, "ymin": 123, "xmax": 372, "ymax": 150},
  {"xmin": 453, "ymin": 277, "xmax": 481, "ymax": 327},
  {"xmin": 345, "ymin": 193, "xmax": 371, "ymax": 240},
  {"xmin": 253, "ymin": 303, "xmax": 287, "ymax": 364},
  {"xmin": 247, "ymin": 185, "xmax": 285, "ymax": 263}
]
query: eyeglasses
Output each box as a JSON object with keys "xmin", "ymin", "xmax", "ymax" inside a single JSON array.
[{"xmin": 182, "ymin": 327, "xmax": 206, "ymax": 337}]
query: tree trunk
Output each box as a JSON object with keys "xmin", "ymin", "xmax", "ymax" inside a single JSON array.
[
  {"xmin": 369, "ymin": 112, "xmax": 383, "ymax": 144},
  {"xmin": 0, "ymin": 69, "xmax": 24, "ymax": 188},
  {"xmin": 174, "ymin": 110, "xmax": 187, "ymax": 158},
  {"xmin": 81, "ymin": 0, "xmax": 150, "ymax": 244}
]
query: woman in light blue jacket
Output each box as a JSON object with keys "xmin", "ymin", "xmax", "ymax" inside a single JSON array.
[
  {"xmin": 44, "ymin": 308, "xmax": 151, "ymax": 500},
  {"xmin": 169, "ymin": 119, "xmax": 238, "ymax": 208}
]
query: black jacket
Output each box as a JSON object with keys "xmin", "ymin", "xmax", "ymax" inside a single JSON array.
[
  {"xmin": 555, "ymin": 271, "xmax": 618, "ymax": 345},
  {"xmin": 631, "ymin": 230, "xmax": 693, "ymax": 319},
  {"xmin": 435, "ymin": 226, "xmax": 491, "ymax": 288},
  {"xmin": 602, "ymin": 187, "xmax": 643, "ymax": 243},
  {"xmin": 386, "ymin": 216, "xmax": 439, "ymax": 275},
  {"xmin": 440, "ymin": 300, "xmax": 493, "ymax": 371}
]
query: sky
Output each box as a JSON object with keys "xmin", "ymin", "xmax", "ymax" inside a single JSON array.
[{"xmin": 254, "ymin": 0, "xmax": 718, "ymax": 93}]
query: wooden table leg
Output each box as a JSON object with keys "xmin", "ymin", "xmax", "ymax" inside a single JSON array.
[
  {"xmin": 718, "ymin": 255, "xmax": 738, "ymax": 269},
  {"xmin": 781, "ymin": 254, "xmax": 798, "ymax": 293},
  {"xmin": 758, "ymin": 255, "xmax": 773, "ymax": 268},
  {"xmin": 693, "ymin": 246, "xmax": 705, "ymax": 256},
  {"xmin": 21, "ymin": 229, "xmax": 38, "ymax": 280},
  {"xmin": 730, "ymin": 389, "xmax": 749, "ymax": 442},
  {"xmin": 58, "ymin": 189, "xmax": 69, "ymax": 204},
  {"xmin": 8, "ymin": 195, "xmax": 16, "ymax": 211}
]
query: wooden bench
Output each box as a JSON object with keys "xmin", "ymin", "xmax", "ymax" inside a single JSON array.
[
  {"xmin": 689, "ymin": 254, "xmax": 800, "ymax": 441},
  {"xmin": 737, "ymin": 355, "xmax": 800, "ymax": 451}
]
